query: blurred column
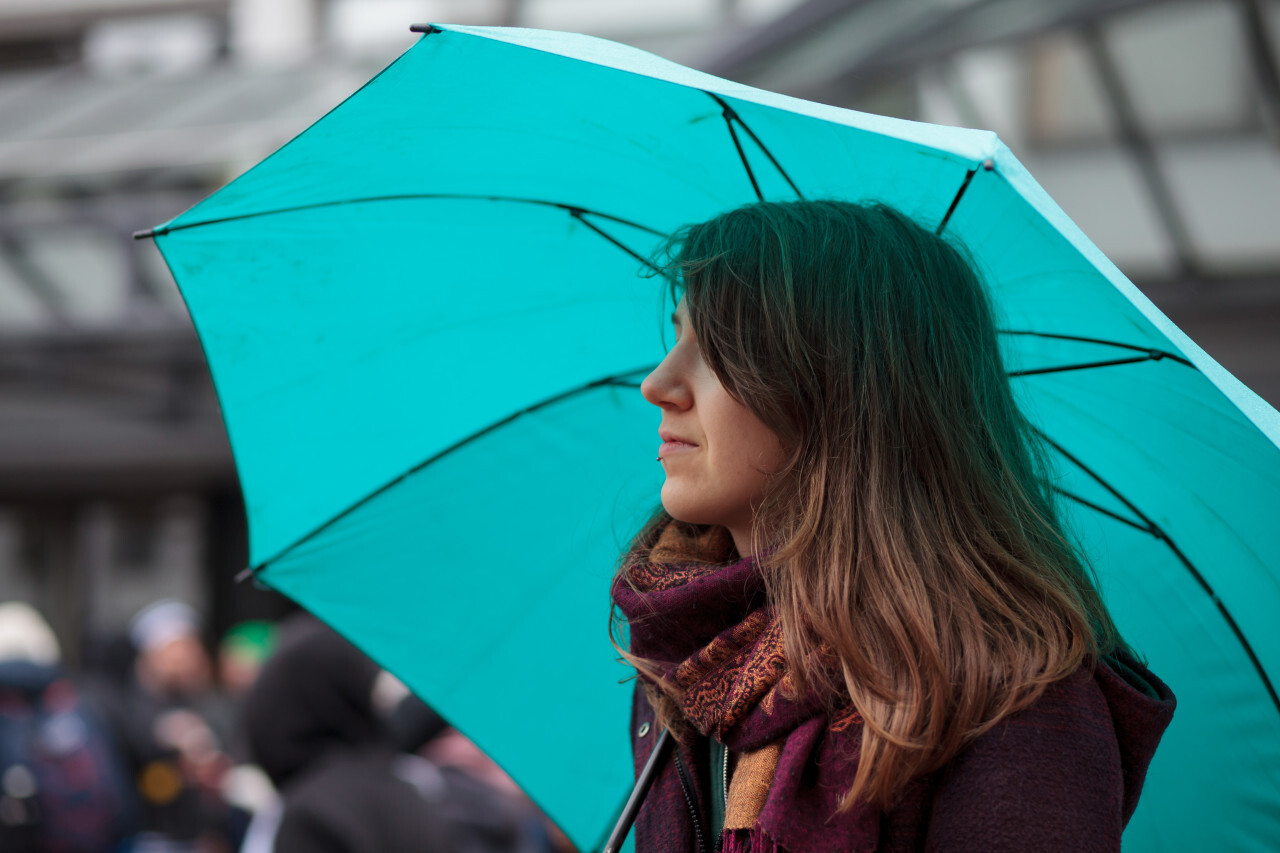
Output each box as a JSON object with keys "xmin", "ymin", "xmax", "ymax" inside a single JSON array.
[
  {"xmin": 37, "ymin": 506, "xmax": 78, "ymax": 669},
  {"xmin": 230, "ymin": 0, "xmax": 319, "ymax": 66},
  {"xmin": 76, "ymin": 501, "xmax": 115, "ymax": 668}
]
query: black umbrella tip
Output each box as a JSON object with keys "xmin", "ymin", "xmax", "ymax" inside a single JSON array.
[
  {"xmin": 234, "ymin": 563, "xmax": 278, "ymax": 592},
  {"xmin": 132, "ymin": 228, "xmax": 157, "ymax": 240},
  {"xmin": 409, "ymin": 23, "xmax": 442, "ymax": 34}
]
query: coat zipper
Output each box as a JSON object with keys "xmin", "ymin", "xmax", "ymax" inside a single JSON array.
[
  {"xmin": 722, "ymin": 745, "xmax": 730, "ymax": 813},
  {"xmin": 718, "ymin": 744, "xmax": 730, "ymax": 853},
  {"xmin": 673, "ymin": 749, "xmax": 710, "ymax": 853}
]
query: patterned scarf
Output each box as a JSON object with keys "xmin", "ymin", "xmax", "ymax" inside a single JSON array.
[
  {"xmin": 613, "ymin": 516, "xmax": 857, "ymax": 750},
  {"xmin": 613, "ymin": 516, "xmax": 869, "ymax": 852},
  {"xmin": 613, "ymin": 516, "xmax": 1176, "ymax": 853}
]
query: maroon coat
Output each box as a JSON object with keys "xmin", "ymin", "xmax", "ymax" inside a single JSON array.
[{"xmin": 629, "ymin": 653, "xmax": 1175, "ymax": 853}]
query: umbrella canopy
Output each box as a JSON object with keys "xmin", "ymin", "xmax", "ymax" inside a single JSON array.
[{"xmin": 145, "ymin": 25, "xmax": 1280, "ymax": 851}]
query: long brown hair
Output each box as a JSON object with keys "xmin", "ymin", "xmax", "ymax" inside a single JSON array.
[{"xmin": 630, "ymin": 200, "xmax": 1124, "ymax": 809}]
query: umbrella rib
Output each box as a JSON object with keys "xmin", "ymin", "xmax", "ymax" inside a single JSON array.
[
  {"xmin": 1009, "ymin": 354, "xmax": 1170, "ymax": 377},
  {"xmin": 935, "ymin": 158, "xmax": 993, "ymax": 235},
  {"xmin": 730, "ymin": 117, "xmax": 805, "ymax": 200},
  {"xmin": 569, "ymin": 209, "xmax": 664, "ymax": 276},
  {"xmin": 133, "ymin": 195, "xmax": 666, "ymax": 240},
  {"xmin": 1053, "ymin": 486, "xmax": 1149, "ymax": 533},
  {"xmin": 705, "ymin": 92, "xmax": 804, "ymax": 201},
  {"xmin": 238, "ymin": 365, "xmax": 658, "ymax": 580},
  {"xmin": 1154, "ymin": 534, "xmax": 1280, "ymax": 716},
  {"xmin": 719, "ymin": 106, "xmax": 763, "ymax": 201},
  {"xmin": 1041, "ymin": 430, "xmax": 1280, "ymax": 716},
  {"xmin": 999, "ymin": 330, "xmax": 1194, "ymax": 369},
  {"xmin": 1037, "ymin": 428, "xmax": 1159, "ymax": 538}
]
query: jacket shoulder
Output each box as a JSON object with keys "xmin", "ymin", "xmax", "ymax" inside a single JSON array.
[{"xmin": 921, "ymin": 657, "xmax": 1174, "ymax": 853}]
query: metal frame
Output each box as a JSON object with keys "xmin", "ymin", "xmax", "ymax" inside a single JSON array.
[
  {"xmin": 1081, "ymin": 22, "xmax": 1203, "ymax": 279},
  {"xmin": 1240, "ymin": 0, "xmax": 1280, "ymax": 143},
  {"xmin": 707, "ymin": 0, "xmax": 1173, "ymax": 89}
]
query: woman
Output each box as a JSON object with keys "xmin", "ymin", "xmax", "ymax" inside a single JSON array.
[{"xmin": 611, "ymin": 200, "xmax": 1175, "ymax": 852}]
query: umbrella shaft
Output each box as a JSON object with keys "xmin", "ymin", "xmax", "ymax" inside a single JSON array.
[{"xmin": 602, "ymin": 727, "xmax": 674, "ymax": 853}]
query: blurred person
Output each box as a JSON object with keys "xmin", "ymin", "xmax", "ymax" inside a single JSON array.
[
  {"xmin": 131, "ymin": 600, "xmax": 214, "ymax": 704},
  {"xmin": 216, "ymin": 621, "xmax": 276, "ymax": 700},
  {"xmin": 204, "ymin": 620, "xmax": 278, "ymax": 760},
  {"xmin": 240, "ymin": 614, "xmax": 458, "ymax": 853},
  {"xmin": 389, "ymin": 694, "xmax": 566, "ymax": 853},
  {"xmin": 80, "ymin": 628, "xmax": 139, "ymax": 691},
  {"xmin": 0, "ymin": 601, "xmax": 135, "ymax": 851},
  {"xmin": 206, "ymin": 621, "xmax": 279, "ymax": 822},
  {"xmin": 83, "ymin": 599, "xmax": 242, "ymax": 852}
]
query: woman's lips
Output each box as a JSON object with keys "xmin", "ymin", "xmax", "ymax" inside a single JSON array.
[{"xmin": 659, "ymin": 440, "xmax": 698, "ymax": 456}]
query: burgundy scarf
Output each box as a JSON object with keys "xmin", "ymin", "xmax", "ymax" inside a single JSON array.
[
  {"xmin": 613, "ymin": 519, "xmax": 859, "ymax": 745},
  {"xmin": 612, "ymin": 517, "xmax": 872, "ymax": 852},
  {"xmin": 612, "ymin": 516, "xmax": 1177, "ymax": 853}
]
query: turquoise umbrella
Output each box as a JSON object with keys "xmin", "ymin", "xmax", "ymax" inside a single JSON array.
[{"xmin": 141, "ymin": 25, "xmax": 1280, "ymax": 851}]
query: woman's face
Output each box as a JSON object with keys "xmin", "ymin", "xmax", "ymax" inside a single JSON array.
[{"xmin": 641, "ymin": 298, "xmax": 786, "ymax": 555}]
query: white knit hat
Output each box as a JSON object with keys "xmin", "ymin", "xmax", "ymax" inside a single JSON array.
[
  {"xmin": 0, "ymin": 601, "xmax": 61, "ymax": 665},
  {"xmin": 129, "ymin": 599, "xmax": 200, "ymax": 652}
]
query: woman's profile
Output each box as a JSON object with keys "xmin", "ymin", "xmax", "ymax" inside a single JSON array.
[{"xmin": 611, "ymin": 200, "xmax": 1175, "ymax": 852}]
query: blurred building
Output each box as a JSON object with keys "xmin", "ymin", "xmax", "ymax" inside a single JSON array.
[
  {"xmin": 0, "ymin": 0, "xmax": 795, "ymax": 660},
  {"xmin": 0, "ymin": 0, "xmax": 1276, "ymax": 657}
]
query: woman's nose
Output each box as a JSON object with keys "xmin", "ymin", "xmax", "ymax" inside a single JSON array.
[{"xmin": 641, "ymin": 351, "xmax": 691, "ymax": 410}]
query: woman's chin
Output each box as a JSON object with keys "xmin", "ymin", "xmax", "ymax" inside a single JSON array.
[{"xmin": 660, "ymin": 489, "xmax": 718, "ymax": 528}]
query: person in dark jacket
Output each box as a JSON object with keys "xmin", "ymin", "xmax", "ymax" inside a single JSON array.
[
  {"xmin": 0, "ymin": 602, "xmax": 136, "ymax": 852},
  {"xmin": 240, "ymin": 615, "xmax": 457, "ymax": 853},
  {"xmin": 611, "ymin": 200, "xmax": 1176, "ymax": 852}
]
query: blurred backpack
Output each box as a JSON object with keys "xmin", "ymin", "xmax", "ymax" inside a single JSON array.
[{"xmin": 0, "ymin": 660, "xmax": 135, "ymax": 852}]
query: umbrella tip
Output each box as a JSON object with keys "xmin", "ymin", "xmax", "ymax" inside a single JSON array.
[
  {"xmin": 409, "ymin": 23, "xmax": 442, "ymax": 34},
  {"xmin": 132, "ymin": 228, "xmax": 157, "ymax": 240}
]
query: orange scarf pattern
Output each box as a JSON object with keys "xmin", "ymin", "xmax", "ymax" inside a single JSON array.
[{"xmin": 621, "ymin": 519, "xmax": 813, "ymax": 739}]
